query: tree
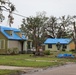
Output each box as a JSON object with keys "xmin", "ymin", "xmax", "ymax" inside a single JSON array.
[
  {"xmin": 45, "ymin": 16, "xmax": 71, "ymax": 38},
  {"xmin": 0, "ymin": 0, "xmax": 15, "ymax": 27},
  {"xmin": 20, "ymin": 12, "xmax": 48, "ymax": 51},
  {"xmin": 65, "ymin": 16, "xmax": 76, "ymax": 51},
  {"xmin": 46, "ymin": 16, "xmax": 58, "ymax": 38},
  {"xmin": 57, "ymin": 15, "xmax": 71, "ymax": 38},
  {"xmin": 72, "ymin": 22, "xmax": 76, "ymax": 51},
  {"xmin": 69, "ymin": 16, "xmax": 76, "ymax": 51}
]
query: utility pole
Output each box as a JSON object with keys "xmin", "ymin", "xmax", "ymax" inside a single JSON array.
[{"xmin": 73, "ymin": 22, "xmax": 76, "ymax": 51}]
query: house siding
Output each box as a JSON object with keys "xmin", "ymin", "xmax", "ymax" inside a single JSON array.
[
  {"xmin": 45, "ymin": 44, "xmax": 57, "ymax": 51},
  {"xmin": 0, "ymin": 32, "xmax": 8, "ymax": 54},
  {"xmin": 8, "ymin": 40, "xmax": 21, "ymax": 51},
  {"xmin": 63, "ymin": 44, "xmax": 70, "ymax": 51},
  {"xmin": 8, "ymin": 40, "xmax": 27, "ymax": 52},
  {"xmin": 0, "ymin": 26, "xmax": 27, "ymax": 54},
  {"xmin": 45, "ymin": 44, "xmax": 70, "ymax": 51},
  {"xmin": 44, "ymin": 38, "xmax": 75, "ymax": 51},
  {"xmin": 69, "ymin": 41, "xmax": 75, "ymax": 50}
]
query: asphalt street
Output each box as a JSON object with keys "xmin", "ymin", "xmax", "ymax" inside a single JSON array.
[{"xmin": 24, "ymin": 64, "xmax": 76, "ymax": 75}]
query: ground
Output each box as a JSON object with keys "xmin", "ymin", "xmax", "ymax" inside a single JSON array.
[
  {"xmin": 24, "ymin": 63, "xmax": 76, "ymax": 75},
  {"xmin": 0, "ymin": 63, "xmax": 76, "ymax": 75},
  {"xmin": 0, "ymin": 53, "xmax": 76, "ymax": 75},
  {"xmin": 0, "ymin": 65, "xmax": 41, "ymax": 74}
]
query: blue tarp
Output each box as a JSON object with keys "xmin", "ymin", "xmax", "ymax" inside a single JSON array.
[
  {"xmin": 44, "ymin": 38, "xmax": 72, "ymax": 44},
  {"xmin": 57, "ymin": 54, "xmax": 74, "ymax": 58}
]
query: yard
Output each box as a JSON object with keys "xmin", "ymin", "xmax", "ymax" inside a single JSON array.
[
  {"xmin": 0, "ymin": 54, "xmax": 64, "ymax": 67},
  {"xmin": 0, "ymin": 70, "xmax": 19, "ymax": 75},
  {"xmin": 0, "ymin": 52, "xmax": 76, "ymax": 75},
  {"xmin": 0, "ymin": 53, "xmax": 76, "ymax": 67}
]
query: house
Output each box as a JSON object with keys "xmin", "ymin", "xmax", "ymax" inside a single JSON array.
[
  {"xmin": 44, "ymin": 38, "xmax": 75, "ymax": 51},
  {"xmin": 0, "ymin": 26, "xmax": 32, "ymax": 54}
]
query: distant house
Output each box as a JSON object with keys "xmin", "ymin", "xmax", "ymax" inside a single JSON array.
[
  {"xmin": 44, "ymin": 38, "xmax": 75, "ymax": 51},
  {"xmin": 0, "ymin": 26, "xmax": 32, "ymax": 54}
]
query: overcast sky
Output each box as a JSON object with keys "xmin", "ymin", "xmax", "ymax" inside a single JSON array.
[{"xmin": 0, "ymin": 0, "xmax": 76, "ymax": 28}]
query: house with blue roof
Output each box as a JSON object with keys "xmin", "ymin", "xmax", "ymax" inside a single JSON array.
[
  {"xmin": 44, "ymin": 38, "xmax": 75, "ymax": 51},
  {"xmin": 0, "ymin": 26, "xmax": 32, "ymax": 54}
]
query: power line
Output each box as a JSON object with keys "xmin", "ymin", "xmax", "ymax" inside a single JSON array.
[
  {"xmin": 13, "ymin": 12, "xmax": 27, "ymax": 18},
  {"xmin": 0, "ymin": 1, "xmax": 27, "ymax": 18},
  {"xmin": 3, "ymin": 9, "xmax": 27, "ymax": 18}
]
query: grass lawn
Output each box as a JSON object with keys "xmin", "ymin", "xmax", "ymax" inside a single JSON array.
[
  {"xmin": 0, "ymin": 70, "xmax": 19, "ymax": 75},
  {"xmin": 0, "ymin": 53, "xmax": 76, "ymax": 75},
  {"xmin": 0, "ymin": 54, "xmax": 76, "ymax": 67},
  {"xmin": 0, "ymin": 54, "xmax": 62, "ymax": 67}
]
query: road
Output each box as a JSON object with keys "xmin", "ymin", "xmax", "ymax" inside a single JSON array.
[{"xmin": 24, "ymin": 64, "xmax": 76, "ymax": 75}]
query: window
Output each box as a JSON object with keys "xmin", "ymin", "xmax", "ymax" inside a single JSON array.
[
  {"xmin": 0, "ymin": 39, "xmax": 5, "ymax": 49},
  {"xmin": 15, "ymin": 32, "xmax": 22, "ymax": 37},
  {"xmin": 63, "ymin": 44, "xmax": 67, "ymax": 49},
  {"xmin": 48, "ymin": 44, "xmax": 52, "ymax": 48},
  {"xmin": 5, "ymin": 30, "xmax": 13, "ymax": 36}
]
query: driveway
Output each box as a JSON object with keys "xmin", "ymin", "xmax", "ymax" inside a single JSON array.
[{"xmin": 24, "ymin": 63, "xmax": 76, "ymax": 75}]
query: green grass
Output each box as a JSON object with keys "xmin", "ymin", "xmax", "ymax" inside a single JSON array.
[
  {"xmin": 0, "ymin": 54, "xmax": 75, "ymax": 67},
  {"xmin": 0, "ymin": 70, "xmax": 19, "ymax": 75},
  {"xmin": 0, "ymin": 53, "xmax": 76, "ymax": 75},
  {"xmin": 0, "ymin": 54, "xmax": 61, "ymax": 67}
]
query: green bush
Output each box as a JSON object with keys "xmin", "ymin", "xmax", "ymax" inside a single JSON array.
[
  {"xmin": 44, "ymin": 50, "xmax": 50, "ymax": 55},
  {"xmin": 70, "ymin": 49, "xmax": 75, "ymax": 52},
  {"xmin": 12, "ymin": 47, "xmax": 19, "ymax": 54},
  {"xmin": 62, "ymin": 49, "xmax": 65, "ymax": 51},
  {"xmin": 7, "ymin": 47, "xmax": 19, "ymax": 55},
  {"xmin": 7, "ymin": 48, "xmax": 13, "ymax": 54}
]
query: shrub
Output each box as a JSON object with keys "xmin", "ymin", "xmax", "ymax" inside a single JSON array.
[
  {"xmin": 12, "ymin": 47, "xmax": 19, "ymax": 54},
  {"xmin": 70, "ymin": 49, "xmax": 75, "ymax": 52},
  {"xmin": 62, "ymin": 49, "xmax": 65, "ymax": 51},
  {"xmin": 19, "ymin": 51, "xmax": 26, "ymax": 54},
  {"xmin": 44, "ymin": 50, "xmax": 50, "ymax": 55},
  {"xmin": 7, "ymin": 48, "xmax": 13, "ymax": 54},
  {"xmin": 7, "ymin": 47, "xmax": 19, "ymax": 55}
]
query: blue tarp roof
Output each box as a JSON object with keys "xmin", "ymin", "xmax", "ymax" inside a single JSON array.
[
  {"xmin": 44, "ymin": 38, "xmax": 72, "ymax": 44},
  {"xmin": 0, "ymin": 26, "xmax": 27, "ymax": 40},
  {"xmin": 57, "ymin": 54, "xmax": 74, "ymax": 58}
]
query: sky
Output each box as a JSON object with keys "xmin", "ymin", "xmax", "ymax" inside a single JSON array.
[{"xmin": 0, "ymin": 0, "xmax": 76, "ymax": 28}]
